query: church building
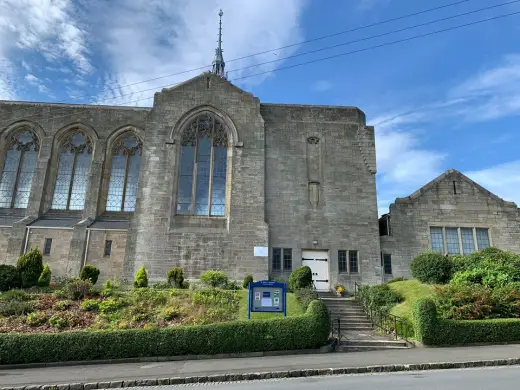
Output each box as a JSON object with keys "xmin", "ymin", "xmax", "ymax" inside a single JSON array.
[{"xmin": 0, "ymin": 11, "xmax": 518, "ymax": 291}]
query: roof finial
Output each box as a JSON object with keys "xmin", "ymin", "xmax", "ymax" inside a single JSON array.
[{"xmin": 212, "ymin": 9, "xmax": 226, "ymax": 78}]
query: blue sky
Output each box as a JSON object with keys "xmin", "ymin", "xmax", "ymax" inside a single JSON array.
[{"xmin": 1, "ymin": 0, "xmax": 519, "ymax": 215}]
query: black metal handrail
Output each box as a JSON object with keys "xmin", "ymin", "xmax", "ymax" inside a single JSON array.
[{"xmin": 354, "ymin": 282, "xmax": 409, "ymax": 341}]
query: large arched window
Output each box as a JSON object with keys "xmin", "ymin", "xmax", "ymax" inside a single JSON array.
[
  {"xmin": 0, "ymin": 130, "xmax": 39, "ymax": 208},
  {"xmin": 106, "ymin": 133, "xmax": 142, "ymax": 212},
  {"xmin": 177, "ymin": 112, "xmax": 228, "ymax": 216},
  {"xmin": 51, "ymin": 131, "xmax": 93, "ymax": 210}
]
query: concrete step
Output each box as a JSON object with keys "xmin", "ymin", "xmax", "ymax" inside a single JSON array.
[
  {"xmin": 337, "ymin": 345, "xmax": 410, "ymax": 352},
  {"xmin": 342, "ymin": 340, "xmax": 408, "ymax": 347},
  {"xmin": 327, "ymin": 309, "xmax": 366, "ymax": 314},
  {"xmin": 344, "ymin": 325, "xmax": 374, "ymax": 331}
]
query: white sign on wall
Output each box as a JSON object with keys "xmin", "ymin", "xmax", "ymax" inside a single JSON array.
[{"xmin": 254, "ymin": 246, "xmax": 269, "ymax": 257}]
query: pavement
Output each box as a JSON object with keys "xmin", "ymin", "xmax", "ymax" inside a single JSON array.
[
  {"xmin": 2, "ymin": 344, "xmax": 520, "ymax": 388},
  {"xmin": 110, "ymin": 366, "xmax": 520, "ymax": 390}
]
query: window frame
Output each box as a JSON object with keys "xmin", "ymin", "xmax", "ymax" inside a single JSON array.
[
  {"xmin": 43, "ymin": 238, "xmax": 52, "ymax": 255},
  {"xmin": 338, "ymin": 250, "xmax": 347, "ymax": 273},
  {"xmin": 104, "ymin": 240, "xmax": 112, "ymax": 257},
  {"xmin": 429, "ymin": 226, "xmax": 492, "ymax": 254},
  {"xmin": 272, "ymin": 248, "xmax": 281, "ymax": 271},
  {"xmin": 349, "ymin": 250, "xmax": 359, "ymax": 274},
  {"xmin": 283, "ymin": 248, "xmax": 293, "ymax": 271},
  {"xmin": 383, "ymin": 253, "xmax": 392, "ymax": 275}
]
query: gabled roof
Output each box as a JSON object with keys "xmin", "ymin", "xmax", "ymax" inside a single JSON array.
[{"xmin": 395, "ymin": 169, "xmax": 518, "ymax": 208}]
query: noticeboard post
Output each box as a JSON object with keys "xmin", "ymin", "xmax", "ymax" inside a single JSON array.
[{"xmin": 247, "ymin": 280, "xmax": 287, "ymax": 320}]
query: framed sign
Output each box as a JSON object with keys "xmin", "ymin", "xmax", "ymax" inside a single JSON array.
[{"xmin": 247, "ymin": 280, "xmax": 287, "ymax": 319}]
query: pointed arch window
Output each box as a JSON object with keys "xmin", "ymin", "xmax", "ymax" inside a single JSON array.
[
  {"xmin": 177, "ymin": 112, "xmax": 228, "ymax": 216},
  {"xmin": 0, "ymin": 130, "xmax": 39, "ymax": 208},
  {"xmin": 51, "ymin": 131, "xmax": 93, "ymax": 210},
  {"xmin": 106, "ymin": 133, "xmax": 142, "ymax": 212}
]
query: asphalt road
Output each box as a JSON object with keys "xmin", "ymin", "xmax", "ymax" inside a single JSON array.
[{"xmin": 103, "ymin": 366, "xmax": 520, "ymax": 390}]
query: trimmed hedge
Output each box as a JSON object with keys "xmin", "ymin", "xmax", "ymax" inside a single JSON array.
[
  {"xmin": 0, "ymin": 299, "xmax": 329, "ymax": 365},
  {"xmin": 413, "ymin": 298, "xmax": 520, "ymax": 346}
]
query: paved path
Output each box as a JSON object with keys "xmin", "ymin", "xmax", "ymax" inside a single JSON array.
[
  {"xmin": 112, "ymin": 366, "xmax": 520, "ymax": 390},
  {"xmin": 2, "ymin": 345, "xmax": 520, "ymax": 387}
]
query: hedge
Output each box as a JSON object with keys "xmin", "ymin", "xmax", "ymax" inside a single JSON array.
[
  {"xmin": 0, "ymin": 299, "xmax": 329, "ymax": 365},
  {"xmin": 413, "ymin": 298, "xmax": 520, "ymax": 346}
]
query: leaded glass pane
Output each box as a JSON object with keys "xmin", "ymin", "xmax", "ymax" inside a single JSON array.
[
  {"xmin": 124, "ymin": 153, "xmax": 140, "ymax": 212},
  {"xmin": 177, "ymin": 146, "xmax": 194, "ymax": 214},
  {"xmin": 13, "ymin": 150, "xmax": 37, "ymax": 208},
  {"xmin": 106, "ymin": 153, "xmax": 126, "ymax": 212},
  {"xmin": 69, "ymin": 151, "xmax": 91, "ymax": 210},
  {"xmin": 461, "ymin": 228, "xmax": 475, "ymax": 255},
  {"xmin": 51, "ymin": 152, "xmax": 74, "ymax": 209},
  {"xmin": 338, "ymin": 250, "xmax": 347, "ymax": 273},
  {"xmin": 0, "ymin": 149, "xmax": 20, "ymax": 207},
  {"xmin": 430, "ymin": 227, "xmax": 444, "ymax": 252},
  {"xmin": 194, "ymin": 137, "xmax": 211, "ymax": 215},
  {"xmin": 446, "ymin": 228, "xmax": 460, "ymax": 254},
  {"xmin": 272, "ymin": 248, "xmax": 281, "ymax": 271},
  {"xmin": 210, "ymin": 146, "xmax": 226, "ymax": 216},
  {"xmin": 349, "ymin": 251, "xmax": 359, "ymax": 273},
  {"xmin": 383, "ymin": 254, "xmax": 392, "ymax": 275},
  {"xmin": 476, "ymin": 228, "xmax": 490, "ymax": 250}
]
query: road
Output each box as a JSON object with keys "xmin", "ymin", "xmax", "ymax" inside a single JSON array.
[{"xmin": 104, "ymin": 366, "xmax": 520, "ymax": 389}]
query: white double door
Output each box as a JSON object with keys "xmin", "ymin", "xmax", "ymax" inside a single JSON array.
[{"xmin": 302, "ymin": 250, "xmax": 330, "ymax": 292}]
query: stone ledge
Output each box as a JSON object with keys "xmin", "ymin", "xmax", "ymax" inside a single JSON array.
[{"xmin": 3, "ymin": 358, "xmax": 520, "ymax": 390}]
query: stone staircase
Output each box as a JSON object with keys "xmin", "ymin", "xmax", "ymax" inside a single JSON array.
[{"xmin": 318, "ymin": 292, "xmax": 410, "ymax": 352}]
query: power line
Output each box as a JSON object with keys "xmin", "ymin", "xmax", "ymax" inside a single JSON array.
[{"xmin": 1, "ymin": 7, "xmax": 519, "ymax": 127}]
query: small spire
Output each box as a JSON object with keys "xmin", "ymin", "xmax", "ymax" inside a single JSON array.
[{"xmin": 212, "ymin": 9, "xmax": 226, "ymax": 78}]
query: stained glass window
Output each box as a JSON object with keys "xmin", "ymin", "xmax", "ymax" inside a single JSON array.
[
  {"xmin": 177, "ymin": 112, "xmax": 229, "ymax": 216},
  {"xmin": 106, "ymin": 134, "xmax": 142, "ymax": 212},
  {"xmin": 0, "ymin": 130, "xmax": 39, "ymax": 209},
  {"xmin": 51, "ymin": 132, "xmax": 93, "ymax": 210}
]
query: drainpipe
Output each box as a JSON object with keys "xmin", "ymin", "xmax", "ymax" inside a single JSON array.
[
  {"xmin": 23, "ymin": 227, "xmax": 30, "ymax": 253},
  {"xmin": 83, "ymin": 229, "xmax": 91, "ymax": 270}
]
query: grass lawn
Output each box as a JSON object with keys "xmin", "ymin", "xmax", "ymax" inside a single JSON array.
[
  {"xmin": 389, "ymin": 280, "xmax": 436, "ymax": 320},
  {"xmin": 238, "ymin": 291, "xmax": 303, "ymax": 320}
]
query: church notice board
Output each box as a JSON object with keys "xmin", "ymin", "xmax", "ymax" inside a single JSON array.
[{"xmin": 247, "ymin": 280, "xmax": 287, "ymax": 320}]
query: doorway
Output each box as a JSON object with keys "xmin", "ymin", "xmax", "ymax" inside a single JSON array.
[{"xmin": 302, "ymin": 250, "xmax": 330, "ymax": 291}]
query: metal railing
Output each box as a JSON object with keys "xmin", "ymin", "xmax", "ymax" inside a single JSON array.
[{"xmin": 354, "ymin": 282, "xmax": 410, "ymax": 341}]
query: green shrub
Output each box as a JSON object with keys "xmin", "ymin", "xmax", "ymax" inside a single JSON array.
[
  {"xmin": 134, "ymin": 266, "xmax": 148, "ymax": 288},
  {"xmin": 0, "ymin": 299, "xmax": 329, "ymax": 364},
  {"xmin": 98, "ymin": 299, "xmax": 126, "ymax": 314},
  {"xmin": 49, "ymin": 314, "xmax": 68, "ymax": 329},
  {"xmin": 451, "ymin": 259, "xmax": 520, "ymax": 289},
  {"xmin": 52, "ymin": 300, "xmax": 74, "ymax": 311},
  {"xmin": 160, "ymin": 306, "xmax": 181, "ymax": 321},
  {"xmin": 38, "ymin": 264, "xmax": 52, "ymax": 288},
  {"xmin": 0, "ymin": 264, "xmax": 20, "ymax": 292},
  {"xmin": 80, "ymin": 299, "xmax": 100, "ymax": 312},
  {"xmin": 224, "ymin": 280, "xmax": 240, "ymax": 290},
  {"xmin": 26, "ymin": 311, "xmax": 47, "ymax": 327},
  {"xmin": 80, "ymin": 265, "xmax": 100, "ymax": 285},
  {"xmin": 358, "ymin": 284, "xmax": 403, "ymax": 314},
  {"xmin": 243, "ymin": 275, "xmax": 253, "ymax": 289},
  {"xmin": 191, "ymin": 289, "xmax": 239, "ymax": 306},
  {"xmin": 100, "ymin": 277, "xmax": 124, "ymax": 298},
  {"xmin": 0, "ymin": 300, "xmax": 34, "ymax": 316},
  {"xmin": 294, "ymin": 287, "xmax": 318, "ymax": 311},
  {"xmin": 167, "ymin": 267, "xmax": 184, "ymax": 288},
  {"xmin": 200, "ymin": 270, "xmax": 228, "ymax": 288},
  {"xmin": 152, "ymin": 281, "xmax": 171, "ymax": 290},
  {"xmin": 410, "ymin": 251, "xmax": 453, "ymax": 284},
  {"xmin": 0, "ymin": 289, "xmax": 30, "ymax": 302},
  {"xmin": 62, "ymin": 279, "xmax": 93, "ymax": 300},
  {"xmin": 288, "ymin": 266, "xmax": 312, "ymax": 292},
  {"xmin": 16, "ymin": 247, "xmax": 44, "ymax": 288},
  {"xmin": 387, "ymin": 277, "xmax": 408, "ymax": 284}
]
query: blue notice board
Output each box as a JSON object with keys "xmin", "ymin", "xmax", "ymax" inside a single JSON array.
[{"xmin": 247, "ymin": 280, "xmax": 287, "ymax": 319}]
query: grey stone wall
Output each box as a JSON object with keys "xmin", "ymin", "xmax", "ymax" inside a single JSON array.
[
  {"xmin": 0, "ymin": 228, "xmax": 11, "ymax": 263},
  {"xmin": 26, "ymin": 228, "xmax": 74, "ymax": 278},
  {"xmin": 381, "ymin": 170, "xmax": 520, "ymax": 278},
  {"xmin": 85, "ymin": 230, "xmax": 127, "ymax": 284},
  {"xmin": 261, "ymin": 104, "xmax": 381, "ymax": 290}
]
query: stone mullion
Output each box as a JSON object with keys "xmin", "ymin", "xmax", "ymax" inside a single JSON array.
[
  {"xmin": 9, "ymin": 150, "xmax": 23, "ymax": 208},
  {"xmin": 66, "ymin": 152, "xmax": 78, "ymax": 210},
  {"xmin": 26, "ymin": 136, "xmax": 52, "ymax": 217},
  {"xmin": 82, "ymin": 139, "xmax": 106, "ymax": 220}
]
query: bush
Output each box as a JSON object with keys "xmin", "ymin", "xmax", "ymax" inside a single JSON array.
[
  {"xmin": 410, "ymin": 251, "xmax": 453, "ymax": 284},
  {"xmin": 100, "ymin": 277, "xmax": 124, "ymax": 298},
  {"xmin": 134, "ymin": 266, "xmax": 148, "ymax": 288},
  {"xmin": 98, "ymin": 299, "xmax": 127, "ymax": 314},
  {"xmin": 243, "ymin": 275, "xmax": 253, "ymax": 289},
  {"xmin": 167, "ymin": 267, "xmax": 184, "ymax": 288},
  {"xmin": 160, "ymin": 307, "xmax": 181, "ymax": 321},
  {"xmin": 387, "ymin": 277, "xmax": 408, "ymax": 284},
  {"xmin": 0, "ymin": 264, "xmax": 20, "ymax": 292},
  {"xmin": 62, "ymin": 279, "xmax": 93, "ymax": 300},
  {"xmin": 49, "ymin": 314, "xmax": 68, "ymax": 329},
  {"xmin": 38, "ymin": 264, "xmax": 52, "ymax": 288},
  {"xmin": 0, "ymin": 289, "xmax": 30, "ymax": 302},
  {"xmin": 294, "ymin": 287, "xmax": 318, "ymax": 311},
  {"xmin": 288, "ymin": 266, "xmax": 312, "ymax": 292},
  {"xmin": 80, "ymin": 299, "xmax": 100, "ymax": 312},
  {"xmin": 451, "ymin": 260, "xmax": 520, "ymax": 289},
  {"xmin": 358, "ymin": 284, "xmax": 403, "ymax": 314},
  {"xmin": 80, "ymin": 265, "xmax": 100, "ymax": 285},
  {"xmin": 0, "ymin": 300, "xmax": 34, "ymax": 316},
  {"xmin": 16, "ymin": 247, "xmax": 44, "ymax": 288},
  {"xmin": 26, "ymin": 311, "xmax": 47, "ymax": 327},
  {"xmin": 200, "ymin": 270, "xmax": 228, "ymax": 288},
  {"xmin": 0, "ymin": 299, "xmax": 329, "ymax": 364},
  {"xmin": 52, "ymin": 300, "xmax": 74, "ymax": 311}
]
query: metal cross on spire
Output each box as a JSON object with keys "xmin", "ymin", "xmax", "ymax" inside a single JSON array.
[{"xmin": 211, "ymin": 9, "xmax": 226, "ymax": 78}]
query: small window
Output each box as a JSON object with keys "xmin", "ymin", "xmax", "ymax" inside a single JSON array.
[
  {"xmin": 338, "ymin": 250, "xmax": 347, "ymax": 273},
  {"xmin": 283, "ymin": 248, "xmax": 292, "ymax": 271},
  {"xmin": 445, "ymin": 228, "xmax": 460, "ymax": 254},
  {"xmin": 476, "ymin": 228, "xmax": 490, "ymax": 250},
  {"xmin": 461, "ymin": 228, "xmax": 475, "ymax": 255},
  {"xmin": 430, "ymin": 227, "xmax": 444, "ymax": 253},
  {"xmin": 383, "ymin": 253, "xmax": 392, "ymax": 275},
  {"xmin": 272, "ymin": 248, "xmax": 281, "ymax": 271},
  {"xmin": 44, "ymin": 238, "xmax": 52, "ymax": 255},
  {"xmin": 104, "ymin": 240, "xmax": 112, "ymax": 257},
  {"xmin": 349, "ymin": 250, "xmax": 358, "ymax": 274}
]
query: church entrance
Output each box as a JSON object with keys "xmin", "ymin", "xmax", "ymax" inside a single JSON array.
[{"xmin": 302, "ymin": 250, "xmax": 330, "ymax": 292}]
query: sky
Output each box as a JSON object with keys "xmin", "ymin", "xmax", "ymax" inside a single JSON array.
[{"xmin": 0, "ymin": 0, "xmax": 519, "ymax": 216}]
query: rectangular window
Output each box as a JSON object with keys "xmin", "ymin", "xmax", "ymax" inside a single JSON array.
[
  {"xmin": 349, "ymin": 250, "xmax": 359, "ymax": 274},
  {"xmin": 445, "ymin": 228, "xmax": 460, "ymax": 254},
  {"xmin": 430, "ymin": 227, "xmax": 444, "ymax": 253},
  {"xmin": 383, "ymin": 253, "xmax": 392, "ymax": 275},
  {"xmin": 476, "ymin": 228, "xmax": 490, "ymax": 250},
  {"xmin": 338, "ymin": 250, "xmax": 347, "ymax": 273},
  {"xmin": 460, "ymin": 228, "xmax": 475, "ymax": 255},
  {"xmin": 104, "ymin": 240, "xmax": 112, "ymax": 257},
  {"xmin": 44, "ymin": 238, "xmax": 52, "ymax": 255},
  {"xmin": 272, "ymin": 248, "xmax": 281, "ymax": 271},
  {"xmin": 283, "ymin": 248, "xmax": 292, "ymax": 271}
]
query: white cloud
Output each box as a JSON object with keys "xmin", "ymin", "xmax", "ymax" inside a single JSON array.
[
  {"xmin": 465, "ymin": 160, "xmax": 520, "ymax": 206},
  {"xmin": 312, "ymin": 80, "xmax": 333, "ymax": 92},
  {"xmin": 25, "ymin": 74, "xmax": 39, "ymax": 84},
  {"xmin": 92, "ymin": 0, "xmax": 307, "ymax": 106}
]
